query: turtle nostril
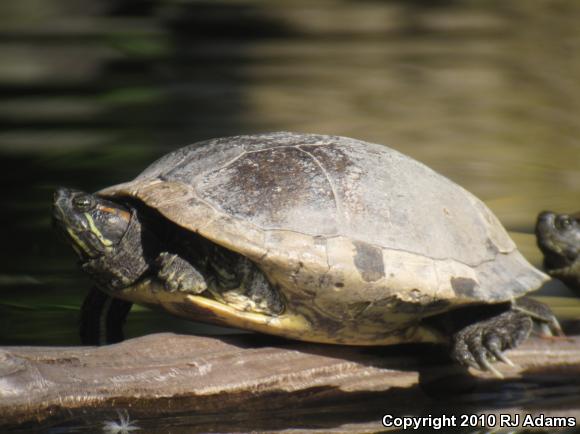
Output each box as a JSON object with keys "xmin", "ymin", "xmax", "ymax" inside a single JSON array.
[{"xmin": 54, "ymin": 187, "xmax": 72, "ymax": 203}]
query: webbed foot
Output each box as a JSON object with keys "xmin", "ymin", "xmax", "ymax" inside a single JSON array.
[{"xmin": 157, "ymin": 252, "xmax": 207, "ymax": 294}]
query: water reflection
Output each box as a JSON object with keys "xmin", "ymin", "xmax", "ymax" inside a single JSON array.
[{"xmin": 0, "ymin": 0, "xmax": 579, "ymax": 346}]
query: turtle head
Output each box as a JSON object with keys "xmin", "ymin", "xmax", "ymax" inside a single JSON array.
[
  {"xmin": 535, "ymin": 211, "xmax": 580, "ymax": 270},
  {"xmin": 53, "ymin": 187, "xmax": 132, "ymax": 261}
]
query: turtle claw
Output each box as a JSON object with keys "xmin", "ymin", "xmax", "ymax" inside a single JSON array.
[
  {"xmin": 548, "ymin": 317, "xmax": 565, "ymax": 337},
  {"xmin": 451, "ymin": 309, "xmax": 532, "ymax": 376},
  {"xmin": 473, "ymin": 347, "xmax": 504, "ymax": 378},
  {"xmin": 485, "ymin": 335, "xmax": 515, "ymax": 367},
  {"xmin": 493, "ymin": 351, "xmax": 515, "ymax": 367},
  {"xmin": 472, "ymin": 341, "xmax": 507, "ymax": 378},
  {"xmin": 537, "ymin": 323, "xmax": 554, "ymax": 337}
]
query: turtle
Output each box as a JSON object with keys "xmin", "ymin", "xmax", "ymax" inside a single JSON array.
[
  {"xmin": 536, "ymin": 210, "xmax": 580, "ymax": 296},
  {"xmin": 53, "ymin": 132, "xmax": 562, "ymax": 377}
]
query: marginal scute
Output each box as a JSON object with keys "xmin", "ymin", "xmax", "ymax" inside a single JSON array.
[
  {"xmin": 261, "ymin": 229, "xmax": 329, "ymax": 283},
  {"xmin": 450, "ymin": 277, "xmax": 478, "ymax": 297},
  {"xmin": 352, "ymin": 241, "xmax": 385, "ymax": 282}
]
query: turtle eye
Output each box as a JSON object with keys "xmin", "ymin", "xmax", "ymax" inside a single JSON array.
[
  {"xmin": 72, "ymin": 195, "xmax": 95, "ymax": 212},
  {"xmin": 555, "ymin": 215, "xmax": 572, "ymax": 231}
]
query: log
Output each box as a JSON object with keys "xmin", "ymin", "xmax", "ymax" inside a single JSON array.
[{"xmin": 1, "ymin": 333, "xmax": 580, "ymax": 431}]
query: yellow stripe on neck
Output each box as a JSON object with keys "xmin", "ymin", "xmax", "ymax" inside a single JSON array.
[{"xmin": 84, "ymin": 212, "xmax": 114, "ymax": 248}]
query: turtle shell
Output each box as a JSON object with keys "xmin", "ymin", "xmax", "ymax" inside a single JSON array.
[{"xmin": 100, "ymin": 132, "xmax": 548, "ymax": 344}]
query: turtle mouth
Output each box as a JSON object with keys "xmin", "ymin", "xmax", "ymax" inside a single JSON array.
[
  {"xmin": 53, "ymin": 216, "xmax": 101, "ymax": 259},
  {"xmin": 53, "ymin": 191, "xmax": 88, "ymax": 256}
]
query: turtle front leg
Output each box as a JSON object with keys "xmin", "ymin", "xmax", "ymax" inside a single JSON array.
[
  {"xmin": 450, "ymin": 297, "xmax": 562, "ymax": 378},
  {"xmin": 156, "ymin": 252, "xmax": 207, "ymax": 294}
]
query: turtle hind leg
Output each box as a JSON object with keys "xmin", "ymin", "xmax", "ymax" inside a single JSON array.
[
  {"xmin": 450, "ymin": 308, "xmax": 533, "ymax": 378},
  {"xmin": 513, "ymin": 296, "xmax": 564, "ymax": 337},
  {"xmin": 80, "ymin": 286, "xmax": 132, "ymax": 345}
]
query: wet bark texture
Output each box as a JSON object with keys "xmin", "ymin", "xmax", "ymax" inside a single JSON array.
[{"xmin": 1, "ymin": 333, "xmax": 579, "ymax": 429}]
